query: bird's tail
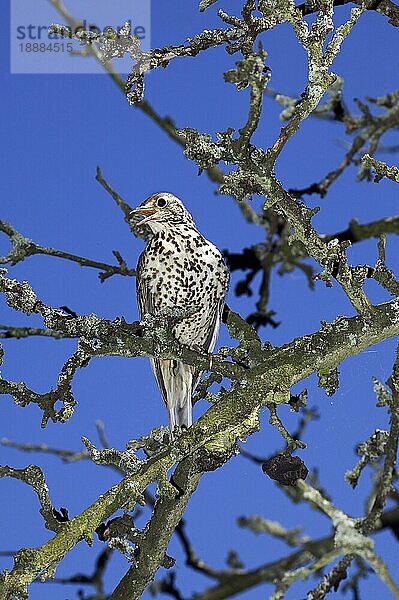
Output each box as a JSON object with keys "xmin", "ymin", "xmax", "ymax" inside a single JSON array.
[
  {"xmin": 170, "ymin": 394, "xmax": 192, "ymax": 432},
  {"xmin": 150, "ymin": 358, "xmax": 195, "ymax": 435},
  {"xmin": 167, "ymin": 361, "xmax": 194, "ymax": 434}
]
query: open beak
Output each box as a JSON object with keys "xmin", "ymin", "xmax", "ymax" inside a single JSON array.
[{"xmin": 130, "ymin": 205, "xmax": 158, "ymax": 226}]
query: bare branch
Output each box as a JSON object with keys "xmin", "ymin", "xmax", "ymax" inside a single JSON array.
[
  {"xmin": 237, "ymin": 515, "xmax": 310, "ymax": 547},
  {"xmin": 3, "ymin": 3, "xmax": 399, "ymax": 599},
  {"xmin": 0, "ymin": 464, "xmax": 63, "ymax": 533},
  {"xmin": 2, "ymin": 438, "xmax": 89, "ymax": 463},
  {"xmin": 291, "ymin": 96, "xmax": 399, "ymax": 197},
  {"xmin": 109, "ymin": 456, "xmax": 204, "ymax": 599},
  {"xmin": 0, "ymin": 270, "xmax": 244, "ymax": 382},
  {"xmin": 46, "ymin": 1, "xmax": 268, "ymax": 227},
  {"xmin": 362, "ymin": 153, "xmax": 399, "ymax": 183},
  {"xmin": 174, "ymin": 520, "xmax": 232, "ymax": 580},
  {"xmin": 0, "ymin": 221, "xmax": 135, "ymax": 281},
  {"xmin": 49, "ymin": 547, "xmax": 112, "ymax": 598},
  {"xmin": 362, "ymin": 347, "xmax": 399, "ymax": 533},
  {"xmin": 296, "ymin": 0, "xmax": 399, "ymax": 26},
  {"xmin": 0, "ymin": 324, "xmax": 73, "ymax": 340},
  {"xmin": 2, "ymin": 277, "xmax": 399, "ymax": 598}
]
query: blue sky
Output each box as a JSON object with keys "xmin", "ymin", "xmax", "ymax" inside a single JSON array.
[{"xmin": 1, "ymin": 1, "xmax": 399, "ymax": 599}]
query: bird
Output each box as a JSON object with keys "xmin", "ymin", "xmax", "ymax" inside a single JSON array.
[{"xmin": 131, "ymin": 192, "xmax": 229, "ymax": 436}]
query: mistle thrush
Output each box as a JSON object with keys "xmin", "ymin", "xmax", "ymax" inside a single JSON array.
[{"xmin": 132, "ymin": 192, "xmax": 229, "ymax": 434}]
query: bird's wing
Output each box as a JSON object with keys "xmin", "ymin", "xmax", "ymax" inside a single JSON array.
[
  {"xmin": 136, "ymin": 258, "xmax": 169, "ymax": 405},
  {"xmin": 191, "ymin": 263, "xmax": 229, "ymax": 395},
  {"xmin": 136, "ymin": 254, "xmax": 155, "ymax": 315},
  {"xmin": 202, "ymin": 261, "xmax": 229, "ymax": 354},
  {"xmin": 203, "ymin": 298, "xmax": 225, "ymax": 354}
]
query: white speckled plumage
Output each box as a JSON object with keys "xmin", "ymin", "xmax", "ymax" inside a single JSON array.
[{"xmin": 133, "ymin": 192, "xmax": 229, "ymax": 434}]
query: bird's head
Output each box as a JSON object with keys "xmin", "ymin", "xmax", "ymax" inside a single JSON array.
[{"xmin": 130, "ymin": 192, "xmax": 195, "ymax": 232}]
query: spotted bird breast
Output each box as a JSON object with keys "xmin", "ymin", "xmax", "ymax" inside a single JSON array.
[{"xmin": 137, "ymin": 228, "xmax": 229, "ymax": 349}]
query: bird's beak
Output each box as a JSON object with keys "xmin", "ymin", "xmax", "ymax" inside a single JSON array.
[{"xmin": 130, "ymin": 205, "xmax": 158, "ymax": 226}]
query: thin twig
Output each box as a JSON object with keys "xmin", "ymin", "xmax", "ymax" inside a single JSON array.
[
  {"xmin": 0, "ymin": 325, "xmax": 74, "ymax": 340},
  {"xmin": 0, "ymin": 221, "xmax": 135, "ymax": 281}
]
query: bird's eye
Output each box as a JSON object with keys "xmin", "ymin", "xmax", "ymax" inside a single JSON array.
[{"xmin": 156, "ymin": 197, "xmax": 167, "ymax": 208}]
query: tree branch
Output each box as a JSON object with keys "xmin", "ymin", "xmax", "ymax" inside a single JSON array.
[
  {"xmin": 109, "ymin": 456, "xmax": 203, "ymax": 599},
  {"xmin": 0, "ymin": 324, "xmax": 73, "ymax": 340},
  {"xmin": 0, "ymin": 221, "xmax": 135, "ymax": 281},
  {"xmin": 362, "ymin": 346, "xmax": 399, "ymax": 533},
  {"xmin": 2, "ymin": 273, "xmax": 399, "ymax": 597},
  {"xmin": 362, "ymin": 153, "xmax": 399, "ymax": 183},
  {"xmin": 192, "ymin": 505, "xmax": 399, "ymax": 600},
  {"xmin": 0, "ymin": 464, "xmax": 63, "ymax": 533},
  {"xmin": 1, "ymin": 438, "xmax": 89, "ymax": 464}
]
